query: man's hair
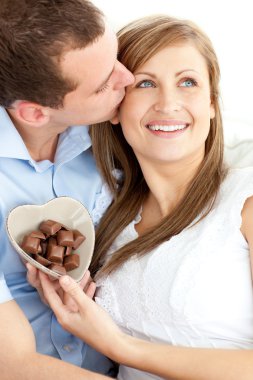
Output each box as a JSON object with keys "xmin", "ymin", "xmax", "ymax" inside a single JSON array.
[{"xmin": 0, "ymin": 0, "xmax": 105, "ymax": 108}]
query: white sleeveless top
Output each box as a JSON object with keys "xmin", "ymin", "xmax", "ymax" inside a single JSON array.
[{"xmin": 95, "ymin": 167, "xmax": 253, "ymax": 380}]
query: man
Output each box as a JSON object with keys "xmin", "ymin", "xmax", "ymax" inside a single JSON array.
[{"xmin": 0, "ymin": 0, "xmax": 133, "ymax": 379}]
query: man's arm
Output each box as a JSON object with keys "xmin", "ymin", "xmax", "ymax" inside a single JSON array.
[{"xmin": 0, "ymin": 300, "xmax": 109, "ymax": 380}]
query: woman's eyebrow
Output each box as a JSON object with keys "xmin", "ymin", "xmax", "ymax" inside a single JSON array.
[
  {"xmin": 134, "ymin": 71, "xmax": 157, "ymax": 78},
  {"xmin": 175, "ymin": 69, "xmax": 199, "ymax": 76},
  {"xmin": 134, "ymin": 69, "xmax": 199, "ymax": 78}
]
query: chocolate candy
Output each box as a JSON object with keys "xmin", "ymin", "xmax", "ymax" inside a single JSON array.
[
  {"xmin": 57, "ymin": 230, "xmax": 74, "ymax": 247},
  {"xmin": 30, "ymin": 230, "xmax": 46, "ymax": 239},
  {"xmin": 47, "ymin": 244, "xmax": 65, "ymax": 264},
  {"xmin": 48, "ymin": 263, "xmax": 67, "ymax": 276},
  {"xmin": 64, "ymin": 254, "xmax": 80, "ymax": 271},
  {"xmin": 48, "ymin": 237, "xmax": 57, "ymax": 247},
  {"xmin": 41, "ymin": 241, "xmax": 48, "ymax": 256},
  {"xmin": 21, "ymin": 235, "xmax": 41, "ymax": 254},
  {"xmin": 39, "ymin": 220, "xmax": 62, "ymax": 236},
  {"xmin": 65, "ymin": 246, "xmax": 72, "ymax": 256},
  {"xmin": 34, "ymin": 254, "xmax": 52, "ymax": 266},
  {"xmin": 20, "ymin": 219, "xmax": 86, "ymax": 275},
  {"xmin": 73, "ymin": 230, "xmax": 86, "ymax": 249}
]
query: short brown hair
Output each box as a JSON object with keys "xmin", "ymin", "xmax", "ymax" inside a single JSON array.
[
  {"xmin": 90, "ymin": 15, "xmax": 227, "ymax": 276},
  {"xmin": 0, "ymin": 0, "xmax": 104, "ymax": 108}
]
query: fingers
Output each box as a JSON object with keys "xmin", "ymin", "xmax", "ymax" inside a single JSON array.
[
  {"xmin": 59, "ymin": 275, "xmax": 89, "ymax": 309},
  {"xmin": 26, "ymin": 263, "xmax": 40, "ymax": 288},
  {"xmin": 79, "ymin": 270, "xmax": 91, "ymax": 290},
  {"xmin": 26, "ymin": 263, "xmax": 49, "ymax": 304},
  {"xmin": 39, "ymin": 271, "xmax": 65, "ymax": 314},
  {"xmin": 86, "ymin": 281, "xmax": 96, "ymax": 299},
  {"xmin": 79, "ymin": 270, "xmax": 97, "ymax": 298},
  {"xmin": 62, "ymin": 270, "xmax": 95, "ymax": 311}
]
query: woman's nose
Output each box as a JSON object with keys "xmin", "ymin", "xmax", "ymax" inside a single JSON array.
[{"xmin": 154, "ymin": 90, "xmax": 182, "ymax": 113}]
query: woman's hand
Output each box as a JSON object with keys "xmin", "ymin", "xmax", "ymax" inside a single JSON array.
[{"xmin": 40, "ymin": 272, "xmax": 126, "ymax": 359}]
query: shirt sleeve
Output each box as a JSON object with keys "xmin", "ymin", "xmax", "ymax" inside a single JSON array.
[
  {"xmin": 0, "ymin": 272, "xmax": 13, "ymax": 303},
  {"xmin": 91, "ymin": 170, "xmax": 122, "ymax": 227},
  {"xmin": 91, "ymin": 182, "xmax": 113, "ymax": 227}
]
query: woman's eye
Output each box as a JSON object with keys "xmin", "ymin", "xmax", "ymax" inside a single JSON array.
[
  {"xmin": 180, "ymin": 78, "xmax": 197, "ymax": 88},
  {"xmin": 137, "ymin": 80, "xmax": 155, "ymax": 88}
]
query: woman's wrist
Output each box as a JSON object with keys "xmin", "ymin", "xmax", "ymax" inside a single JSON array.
[
  {"xmin": 106, "ymin": 331, "xmax": 130, "ymax": 363},
  {"xmin": 112, "ymin": 332, "xmax": 143, "ymax": 366}
]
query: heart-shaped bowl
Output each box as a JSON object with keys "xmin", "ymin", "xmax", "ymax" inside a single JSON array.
[{"xmin": 6, "ymin": 197, "xmax": 95, "ymax": 282}]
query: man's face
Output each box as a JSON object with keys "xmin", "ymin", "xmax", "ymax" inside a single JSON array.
[{"xmin": 50, "ymin": 23, "xmax": 134, "ymax": 127}]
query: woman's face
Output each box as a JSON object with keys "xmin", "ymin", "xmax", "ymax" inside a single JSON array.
[{"xmin": 118, "ymin": 42, "xmax": 215, "ymax": 166}]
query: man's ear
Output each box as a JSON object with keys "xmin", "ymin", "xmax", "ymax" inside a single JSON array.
[{"xmin": 12, "ymin": 101, "xmax": 50, "ymax": 127}]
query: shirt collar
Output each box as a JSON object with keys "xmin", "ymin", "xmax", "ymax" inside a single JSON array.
[
  {"xmin": 0, "ymin": 107, "xmax": 91, "ymax": 163},
  {"xmin": 0, "ymin": 107, "xmax": 31, "ymax": 159}
]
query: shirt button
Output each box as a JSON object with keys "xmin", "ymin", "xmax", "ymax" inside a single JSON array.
[{"xmin": 62, "ymin": 344, "xmax": 73, "ymax": 352}]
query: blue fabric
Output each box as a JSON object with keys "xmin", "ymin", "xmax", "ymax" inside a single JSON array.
[
  {"xmin": 0, "ymin": 107, "xmax": 115, "ymax": 375},
  {"xmin": 0, "ymin": 272, "xmax": 12, "ymax": 302}
]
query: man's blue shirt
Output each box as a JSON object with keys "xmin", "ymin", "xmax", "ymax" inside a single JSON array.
[{"xmin": 0, "ymin": 107, "xmax": 114, "ymax": 374}]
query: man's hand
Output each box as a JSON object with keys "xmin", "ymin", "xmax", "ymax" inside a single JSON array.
[
  {"xmin": 27, "ymin": 263, "xmax": 96, "ymax": 311},
  {"xmin": 26, "ymin": 263, "xmax": 56, "ymax": 304}
]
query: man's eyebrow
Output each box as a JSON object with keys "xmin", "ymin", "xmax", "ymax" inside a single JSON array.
[{"xmin": 95, "ymin": 67, "xmax": 114, "ymax": 92}]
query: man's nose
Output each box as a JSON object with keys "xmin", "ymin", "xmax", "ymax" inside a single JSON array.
[{"xmin": 113, "ymin": 61, "xmax": 134, "ymax": 90}]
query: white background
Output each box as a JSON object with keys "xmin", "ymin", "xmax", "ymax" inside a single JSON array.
[{"xmin": 93, "ymin": 0, "xmax": 253, "ymax": 124}]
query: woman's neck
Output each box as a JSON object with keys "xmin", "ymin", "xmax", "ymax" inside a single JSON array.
[{"xmin": 135, "ymin": 152, "xmax": 204, "ymax": 234}]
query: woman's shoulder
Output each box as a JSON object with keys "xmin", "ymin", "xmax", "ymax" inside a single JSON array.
[
  {"xmin": 226, "ymin": 166, "xmax": 253, "ymax": 180},
  {"xmin": 213, "ymin": 166, "xmax": 253, "ymax": 221},
  {"xmin": 221, "ymin": 167, "xmax": 253, "ymax": 195}
]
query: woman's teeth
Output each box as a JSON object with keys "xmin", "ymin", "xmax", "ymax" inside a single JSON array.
[{"xmin": 147, "ymin": 124, "xmax": 187, "ymax": 132}]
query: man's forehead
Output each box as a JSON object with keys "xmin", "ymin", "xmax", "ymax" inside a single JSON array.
[{"xmin": 60, "ymin": 25, "xmax": 118, "ymax": 93}]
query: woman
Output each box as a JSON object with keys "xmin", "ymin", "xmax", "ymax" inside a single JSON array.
[{"xmin": 41, "ymin": 15, "xmax": 253, "ymax": 380}]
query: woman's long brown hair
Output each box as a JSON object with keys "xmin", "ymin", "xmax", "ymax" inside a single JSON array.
[{"xmin": 90, "ymin": 15, "xmax": 227, "ymax": 277}]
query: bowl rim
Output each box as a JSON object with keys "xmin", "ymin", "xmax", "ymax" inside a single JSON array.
[{"xmin": 6, "ymin": 196, "xmax": 95, "ymax": 281}]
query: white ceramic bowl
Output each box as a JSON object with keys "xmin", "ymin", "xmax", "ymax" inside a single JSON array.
[{"xmin": 6, "ymin": 197, "xmax": 95, "ymax": 282}]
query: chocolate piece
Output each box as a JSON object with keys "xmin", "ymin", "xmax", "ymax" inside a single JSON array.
[
  {"xmin": 64, "ymin": 254, "xmax": 80, "ymax": 271},
  {"xmin": 65, "ymin": 246, "xmax": 72, "ymax": 256},
  {"xmin": 34, "ymin": 254, "xmax": 51, "ymax": 267},
  {"xmin": 39, "ymin": 220, "xmax": 62, "ymax": 236},
  {"xmin": 48, "ymin": 263, "xmax": 67, "ymax": 275},
  {"xmin": 30, "ymin": 230, "xmax": 46, "ymax": 239},
  {"xmin": 21, "ymin": 235, "xmax": 40, "ymax": 254},
  {"xmin": 20, "ymin": 219, "xmax": 83, "ymax": 274},
  {"xmin": 72, "ymin": 230, "xmax": 86, "ymax": 249},
  {"xmin": 57, "ymin": 230, "xmax": 74, "ymax": 247},
  {"xmin": 41, "ymin": 241, "xmax": 48, "ymax": 256},
  {"xmin": 48, "ymin": 237, "xmax": 57, "ymax": 247},
  {"xmin": 46, "ymin": 244, "xmax": 65, "ymax": 264}
]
